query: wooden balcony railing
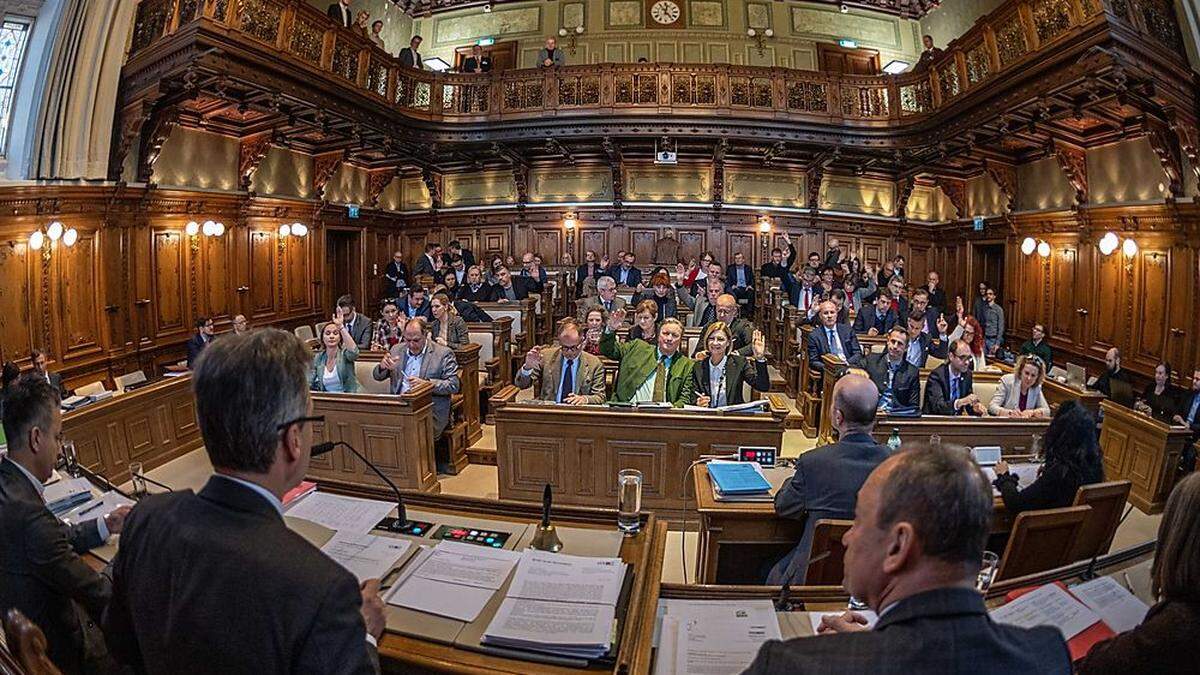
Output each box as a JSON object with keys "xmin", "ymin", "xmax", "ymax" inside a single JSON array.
[{"xmin": 127, "ymin": 0, "xmax": 1185, "ymax": 127}]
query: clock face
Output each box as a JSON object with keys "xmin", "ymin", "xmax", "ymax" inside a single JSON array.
[{"xmin": 650, "ymin": 0, "xmax": 681, "ymax": 25}]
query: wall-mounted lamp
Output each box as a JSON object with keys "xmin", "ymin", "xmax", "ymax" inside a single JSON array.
[
  {"xmin": 758, "ymin": 215, "xmax": 772, "ymax": 233},
  {"xmin": 747, "ymin": 28, "xmax": 774, "ymax": 56},
  {"xmin": 1020, "ymin": 236, "xmax": 1036, "ymax": 256},
  {"xmin": 758, "ymin": 215, "xmax": 773, "ymax": 252},
  {"xmin": 1098, "ymin": 231, "xmax": 1119, "ymax": 256},
  {"xmin": 1037, "ymin": 240, "xmax": 1051, "ymax": 258},
  {"xmin": 279, "ymin": 222, "xmax": 308, "ymax": 238},
  {"xmin": 1122, "ymin": 237, "xmax": 1138, "ymax": 257},
  {"xmin": 185, "ymin": 220, "xmax": 226, "ymax": 237},
  {"xmin": 558, "ymin": 25, "xmax": 584, "ymax": 54},
  {"xmin": 563, "ymin": 211, "xmax": 577, "ymax": 248},
  {"xmin": 29, "ymin": 220, "xmax": 78, "ymax": 253}
]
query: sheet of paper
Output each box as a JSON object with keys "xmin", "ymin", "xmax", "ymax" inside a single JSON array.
[
  {"xmin": 388, "ymin": 577, "xmax": 497, "ymax": 622},
  {"xmin": 806, "ymin": 609, "xmax": 879, "ymax": 635},
  {"xmin": 1071, "ymin": 576, "xmax": 1150, "ymax": 634},
  {"xmin": 653, "ymin": 616, "xmax": 680, "ymax": 675},
  {"xmin": 483, "ymin": 598, "xmax": 615, "ymax": 652},
  {"xmin": 984, "ymin": 464, "xmax": 1042, "ymax": 494},
  {"xmin": 59, "ymin": 491, "xmax": 135, "ymax": 526},
  {"xmin": 506, "ymin": 550, "xmax": 625, "ymax": 606},
  {"xmin": 990, "ymin": 583, "xmax": 1101, "ymax": 640},
  {"xmin": 321, "ymin": 532, "xmax": 412, "ymax": 583},
  {"xmin": 671, "ymin": 601, "xmax": 782, "ymax": 675},
  {"xmin": 414, "ymin": 540, "xmax": 520, "ymax": 589},
  {"xmin": 283, "ymin": 492, "xmax": 395, "ymax": 535}
]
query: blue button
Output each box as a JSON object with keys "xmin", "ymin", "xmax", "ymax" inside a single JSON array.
[
  {"xmin": 485, "ymin": 537, "xmax": 494, "ymax": 543},
  {"xmin": 492, "ymin": 542, "xmax": 501, "ymax": 547}
]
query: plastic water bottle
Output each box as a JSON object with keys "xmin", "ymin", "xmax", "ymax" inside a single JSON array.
[{"xmin": 887, "ymin": 428, "xmax": 902, "ymax": 452}]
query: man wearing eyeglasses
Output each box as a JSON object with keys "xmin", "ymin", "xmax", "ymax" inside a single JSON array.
[
  {"xmin": 923, "ymin": 339, "xmax": 986, "ymax": 416},
  {"xmin": 103, "ymin": 329, "xmax": 385, "ymax": 673},
  {"xmin": 515, "ymin": 318, "xmax": 606, "ymax": 405},
  {"xmin": 373, "ymin": 317, "xmax": 460, "ymax": 444},
  {"xmin": 384, "ymin": 250, "xmax": 409, "ymax": 298}
]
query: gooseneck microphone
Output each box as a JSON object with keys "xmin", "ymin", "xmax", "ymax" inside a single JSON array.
[
  {"xmin": 311, "ymin": 441, "xmax": 408, "ymax": 528},
  {"xmin": 59, "ymin": 444, "xmax": 134, "ymax": 500}
]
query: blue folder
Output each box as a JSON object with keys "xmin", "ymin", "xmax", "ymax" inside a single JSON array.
[{"xmin": 708, "ymin": 462, "xmax": 771, "ymax": 495}]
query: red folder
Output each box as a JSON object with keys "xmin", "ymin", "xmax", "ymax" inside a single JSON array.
[
  {"xmin": 1004, "ymin": 581, "xmax": 1117, "ymax": 661},
  {"xmin": 282, "ymin": 481, "xmax": 317, "ymax": 506}
]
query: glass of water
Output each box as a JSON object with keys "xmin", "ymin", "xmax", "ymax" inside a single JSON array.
[
  {"xmin": 847, "ymin": 596, "xmax": 870, "ymax": 611},
  {"xmin": 616, "ymin": 469, "xmax": 642, "ymax": 533},
  {"xmin": 129, "ymin": 462, "xmax": 147, "ymax": 498},
  {"xmin": 976, "ymin": 551, "xmax": 1000, "ymax": 592}
]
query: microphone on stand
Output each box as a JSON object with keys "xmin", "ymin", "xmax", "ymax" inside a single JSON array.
[
  {"xmin": 59, "ymin": 442, "xmax": 134, "ymax": 501},
  {"xmin": 311, "ymin": 440, "xmax": 423, "ymax": 534}
]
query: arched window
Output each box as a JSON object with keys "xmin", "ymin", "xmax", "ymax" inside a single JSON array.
[{"xmin": 0, "ymin": 16, "xmax": 32, "ymax": 157}]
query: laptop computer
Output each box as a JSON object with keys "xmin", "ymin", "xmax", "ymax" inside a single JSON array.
[
  {"xmin": 1110, "ymin": 378, "xmax": 1136, "ymax": 408},
  {"xmin": 1066, "ymin": 362, "xmax": 1087, "ymax": 389}
]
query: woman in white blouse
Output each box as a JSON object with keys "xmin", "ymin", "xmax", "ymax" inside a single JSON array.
[
  {"xmin": 989, "ymin": 354, "xmax": 1051, "ymax": 418},
  {"xmin": 310, "ymin": 312, "xmax": 360, "ymax": 393}
]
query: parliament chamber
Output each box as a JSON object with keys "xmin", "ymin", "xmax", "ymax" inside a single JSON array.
[{"xmin": 2, "ymin": 0, "xmax": 1200, "ymax": 673}]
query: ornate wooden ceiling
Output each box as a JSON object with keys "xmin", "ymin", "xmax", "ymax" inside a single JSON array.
[
  {"xmin": 390, "ymin": 0, "xmax": 941, "ymax": 20},
  {"xmin": 117, "ymin": 0, "xmax": 1197, "ymax": 204}
]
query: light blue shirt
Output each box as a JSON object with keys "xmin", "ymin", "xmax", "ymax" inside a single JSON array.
[
  {"xmin": 7, "ymin": 458, "xmax": 110, "ymax": 541},
  {"xmin": 735, "ymin": 267, "xmax": 746, "ymax": 288},
  {"xmin": 826, "ymin": 327, "xmax": 844, "ymax": 359},
  {"xmin": 906, "ymin": 338, "xmax": 924, "ymax": 368},
  {"xmin": 212, "ymin": 473, "xmax": 283, "ymax": 515},
  {"xmin": 399, "ymin": 346, "xmax": 427, "ymax": 394},
  {"xmin": 557, "ymin": 355, "xmax": 581, "ymax": 403},
  {"xmin": 1188, "ymin": 392, "xmax": 1200, "ymax": 425},
  {"xmin": 707, "ymin": 357, "xmax": 728, "ymax": 408}
]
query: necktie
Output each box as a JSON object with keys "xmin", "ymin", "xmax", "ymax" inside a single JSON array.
[
  {"xmin": 951, "ymin": 377, "xmax": 960, "ymax": 410},
  {"xmin": 703, "ymin": 305, "xmax": 716, "ymax": 325},
  {"xmin": 652, "ymin": 355, "xmax": 668, "ymax": 403},
  {"xmin": 1189, "ymin": 394, "xmax": 1200, "ymax": 425},
  {"xmin": 828, "ymin": 328, "xmax": 843, "ymax": 358},
  {"xmin": 604, "ymin": 300, "xmax": 611, "ymax": 312},
  {"xmin": 560, "ymin": 359, "xmax": 573, "ymax": 403}
]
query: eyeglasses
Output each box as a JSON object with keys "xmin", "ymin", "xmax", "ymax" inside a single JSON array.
[
  {"xmin": 276, "ymin": 415, "xmax": 325, "ymax": 432},
  {"xmin": 559, "ymin": 342, "xmax": 583, "ymax": 353}
]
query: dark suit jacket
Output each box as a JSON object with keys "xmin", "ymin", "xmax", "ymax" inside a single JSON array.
[
  {"xmin": 767, "ymin": 433, "xmax": 890, "ymax": 585},
  {"xmin": 41, "ymin": 371, "xmax": 69, "ymax": 399},
  {"xmin": 1077, "ymin": 599, "xmax": 1200, "ymax": 674},
  {"xmin": 853, "ymin": 307, "xmax": 898, "ymax": 335},
  {"xmin": 865, "ymin": 352, "xmax": 920, "ymax": 409},
  {"xmin": 496, "ymin": 276, "xmax": 538, "ymax": 301},
  {"xmin": 453, "ymin": 300, "xmax": 492, "ymax": 323},
  {"xmin": 745, "ymin": 587, "xmax": 1070, "ymax": 675},
  {"xmin": 326, "ymin": 3, "xmax": 352, "ymax": 27},
  {"xmin": 922, "ymin": 285, "xmax": 948, "ymax": 313},
  {"xmin": 398, "ymin": 298, "xmax": 433, "ymax": 320},
  {"xmin": 691, "ymin": 317, "xmax": 754, "ymax": 358},
  {"xmin": 103, "ymin": 476, "xmax": 379, "ymax": 674},
  {"xmin": 905, "ymin": 330, "xmax": 948, "ymax": 369},
  {"xmin": 346, "ymin": 313, "xmax": 373, "ymax": 349},
  {"xmin": 1094, "ymin": 367, "xmax": 1130, "ymax": 399},
  {"xmin": 608, "ymin": 265, "xmax": 642, "ymax": 288},
  {"xmin": 413, "ymin": 253, "xmax": 439, "ymax": 278},
  {"xmin": 1179, "ymin": 389, "xmax": 1200, "ymax": 438},
  {"xmin": 759, "ymin": 243, "xmax": 796, "ymax": 279},
  {"xmin": 725, "ymin": 264, "xmax": 755, "ymax": 290},
  {"xmin": 456, "ymin": 283, "xmax": 497, "ymax": 303},
  {"xmin": 185, "ymin": 333, "xmax": 209, "ymax": 369},
  {"xmin": 461, "ymin": 56, "xmax": 491, "ymax": 73},
  {"xmin": 575, "ymin": 263, "xmax": 605, "ymax": 296},
  {"xmin": 806, "ymin": 323, "xmax": 863, "ymax": 372},
  {"xmin": 383, "ymin": 260, "xmax": 409, "ymax": 294},
  {"xmin": 0, "ymin": 459, "xmax": 109, "ymax": 674},
  {"xmin": 923, "ymin": 363, "xmax": 980, "ymax": 416},
  {"xmin": 398, "ymin": 47, "xmax": 422, "ymax": 69},
  {"xmin": 692, "ymin": 354, "xmax": 769, "ymax": 406}
]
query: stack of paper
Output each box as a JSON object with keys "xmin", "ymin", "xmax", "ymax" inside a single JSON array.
[
  {"xmin": 59, "ymin": 491, "xmax": 134, "ymax": 525},
  {"xmin": 43, "ymin": 477, "xmax": 94, "ymax": 514},
  {"xmin": 989, "ymin": 581, "xmax": 1149, "ymax": 660},
  {"xmin": 320, "ymin": 531, "xmax": 412, "ymax": 583},
  {"xmin": 482, "ymin": 550, "xmax": 627, "ymax": 660},
  {"xmin": 388, "ymin": 540, "xmax": 521, "ymax": 622},
  {"xmin": 708, "ymin": 461, "xmax": 772, "ymax": 502},
  {"xmin": 653, "ymin": 599, "xmax": 781, "ymax": 675},
  {"xmin": 284, "ymin": 491, "xmax": 395, "ymax": 535}
]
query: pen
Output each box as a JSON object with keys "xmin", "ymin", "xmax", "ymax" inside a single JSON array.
[
  {"xmin": 77, "ymin": 501, "xmax": 104, "ymax": 517},
  {"xmin": 1122, "ymin": 572, "xmax": 1134, "ymax": 593}
]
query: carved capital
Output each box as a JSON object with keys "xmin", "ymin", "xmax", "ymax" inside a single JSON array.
[
  {"xmin": 421, "ymin": 167, "xmax": 443, "ymax": 211},
  {"xmin": 238, "ymin": 131, "xmax": 276, "ymax": 193},
  {"xmin": 934, "ymin": 176, "xmax": 966, "ymax": 219},
  {"xmin": 1176, "ymin": 124, "xmax": 1200, "ymax": 198},
  {"xmin": 1145, "ymin": 119, "xmax": 1185, "ymax": 200},
  {"xmin": 136, "ymin": 104, "xmax": 180, "ymax": 186},
  {"xmin": 366, "ymin": 167, "xmax": 399, "ymax": 208},
  {"xmin": 312, "ymin": 150, "xmax": 348, "ymax": 201},
  {"xmin": 895, "ymin": 176, "xmax": 915, "ymax": 222},
  {"xmin": 806, "ymin": 165, "xmax": 824, "ymax": 212},
  {"xmin": 983, "ymin": 158, "xmax": 1017, "ymax": 213},
  {"xmin": 1050, "ymin": 140, "xmax": 1088, "ymax": 209}
]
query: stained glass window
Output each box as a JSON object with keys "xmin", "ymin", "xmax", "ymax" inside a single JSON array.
[{"xmin": 0, "ymin": 18, "xmax": 32, "ymax": 157}]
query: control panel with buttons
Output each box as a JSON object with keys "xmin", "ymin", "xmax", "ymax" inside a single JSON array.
[{"xmin": 432, "ymin": 524, "xmax": 512, "ymax": 548}]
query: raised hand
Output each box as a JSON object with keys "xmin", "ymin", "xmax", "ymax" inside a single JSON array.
[
  {"xmin": 601, "ymin": 254, "xmax": 610, "ymax": 268},
  {"xmin": 635, "ymin": 283, "xmax": 646, "ymax": 294},
  {"xmin": 608, "ymin": 308, "xmax": 626, "ymax": 331},
  {"xmin": 331, "ymin": 311, "xmax": 345, "ymax": 328},
  {"xmin": 752, "ymin": 330, "xmax": 766, "ymax": 359},
  {"xmin": 867, "ymin": 327, "xmax": 879, "ymax": 337},
  {"xmin": 955, "ymin": 295, "xmax": 964, "ymax": 316},
  {"xmin": 781, "ymin": 231, "xmax": 791, "ymax": 245},
  {"xmin": 524, "ymin": 346, "xmax": 543, "ymax": 370},
  {"xmin": 937, "ymin": 313, "xmax": 948, "ymax": 335}
]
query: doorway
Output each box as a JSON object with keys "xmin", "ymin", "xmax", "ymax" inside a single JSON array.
[
  {"xmin": 816, "ymin": 42, "xmax": 881, "ymax": 74},
  {"xmin": 970, "ymin": 242, "xmax": 1006, "ymax": 301},
  {"xmin": 453, "ymin": 40, "xmax": 519, "ymax": 72},
  {"xmin": 325, "ymin": 229, "xmax": 362, "ymax": 311}
]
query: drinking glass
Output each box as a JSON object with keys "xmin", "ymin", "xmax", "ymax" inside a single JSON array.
[
  {"xmin": 929, "ymin": 434, "xmax": 941, "ymax": 450},
  {"xmin": 616, "ymin": 469, "xmax": 642, "ymax": 533},
  {"xmin": 129, "ymin": 462, "xmax": 147, "ymax": 498},
  {"xmin": 976, "ymin": 551, "xmax": 1000, "ymax": 592},
  {"xmin": 847, "ymin": 596, "xmax": 870, "ymax": 611}
]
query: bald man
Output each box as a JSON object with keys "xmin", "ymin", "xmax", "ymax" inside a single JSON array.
[
  {"xmin": 768, "ymin": 374, "xmax": 892, "ymax": 585},
  {"xmin": 693, "ymin": 293, "xmax": 756, "ymax": 358},
  {"xmin": 1091, "ymin": 347, "xmax": 1129, "ymax": 399}
]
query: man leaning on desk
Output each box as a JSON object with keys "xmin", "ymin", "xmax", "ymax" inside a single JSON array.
[
  {"xmin": 600, "ymin": 307, "xmax": 695, "ymax": 406},
  {"xmin": 102, "ymin": 329, "xmax": 386, "ymax": 674},
  {"xmin": 746, "ymin": 444, "xmax": 1070, "ymax": 674},
  {"xmin": 0, "ymin": 377, "xmax": 131, "ymax": 674},
  {"xmin": 515, "ymin": 318, "xmax": 606, "ymax": 405}
]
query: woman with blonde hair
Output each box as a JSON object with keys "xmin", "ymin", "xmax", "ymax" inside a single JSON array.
[
  {"xmin": 429, "ymin": 292, "xmax": 468, "ymax": 349},
  {"xmin": 691, "ymin": 322, "xmax": 769, "ymax": 408},
  {"xmin": 988, "ymin": 354, "xmax": 1050, "ymax": 417},
  {"xmin": 310, "ymin": 312, "xmax": 360, "ymax": 392}
]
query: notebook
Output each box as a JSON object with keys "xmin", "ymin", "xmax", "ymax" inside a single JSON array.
[{"xmin": 707, "ymin": 462, "xmax": 771, "ymax": 495}]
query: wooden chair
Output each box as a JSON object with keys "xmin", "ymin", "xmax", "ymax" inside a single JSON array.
[
  {"xmin": 995, "ymin": 505, "xmax": 1090, "ymax": 581},
  {"xmin": 1069, "ymin": 480, "xmax": 1132, "ymax": 561},
  {"xmin": 2, "ymin": 609, "xmax": 62, "ymax": 675},
  {"xmin": 293, "ymin": 325, "xmax": 315, "ymax": 342},
  {"xmin": 805, "ymin": 518, "xmax": 853, "ymax": 586}
]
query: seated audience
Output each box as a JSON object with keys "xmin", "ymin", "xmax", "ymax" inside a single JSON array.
[
  {"xmin": 903, "ymin": 310, "xmax": 949, "ymax": 368},
  {"xmin": 429, "ymin": 292, "xmax": 469, "ymax": 349},
  {"xmin": 373, "ymin": 317, "xmax": 460, "ymax": 441},
  {"xmin": 902, "ymin": 287, "xmax": 939, "ymax": 336},
  {"xmin": 759, "ymin": 232, "xmax": 796, "ymax": 280},
  {"xmin": 923, "ymin": 339, "xmax": 986, "ymax": 416},
  {"xmin": 444, "ymin": 240, "xmax": 475, "ymax": 268},
  {"xmin": 582, "ymin": 307, "xmax": 606, "ymax": 356},
  {"xmin": 1, "ymin": 377, "xmax": 131, "ymax": 673},
  {"xmin": 853, "ymin": 290, "xmax": 897, "ymax": 335},
  {"xmin": 103, "ymin": 329, "xmax": 385, "ymax": 672},
  {"xmin": 608, "ymin": 251, "xmax": 642, "ymax": 288},
  {"xmin": 337, "ymin": 294, "xmax": 373, "ymax": 349},
  {"xmin": 398, "ymin": 286, "xmax": 433, "ymax": 320},
  {"xmin": 725, "ymin": 251, "xmax": 756, "ymax": 310},
  {"xmin": 494, "ymin": 265, "xmax": 538, "ymax": 302},
  {"xmin": 514, "ymin": 319, "xmax": 606, "ymax": 405},
  {"xmin": 808, "ymin": 288, "xmax": 850, "ymax": 326},
  {"xmin": 682, "ymin": 251, "xmax": 717, "ymax": 291},
  {"xmin": 457, "ymin": 265, "xmax": 497, "ymax": 303},
  {"xmin": 600, "ymin": 309, "xmax": 694, "ymax": 406},
  {"xmin": 185, "ymin": 317, "xmax": 214, "ymax": 370},
  {"xmin": 441, "ymin": 268, "xmax": 461, "ymax": 297},
  {"xmin": 485, "ymin": 254, "xmax": 504, "ymax": 284},
  {"xmin": 748, "ymin": 444, "xmax": 1070, "ymax": 673},
  {"xmin": 783, "ymin": 267, "xmax": 820, "ymax": 314},
  {"xmin": 1173, "ymin": 369, "xmax": 1200, "ymax": 463},
  {"xmin": 989, "ymin": 354, "xmax": 1051, "ymax": 417},
  {"xmin": 519, "ymin": 252, "xmax": 547, "ymax": 290},
  {"xmin": 806, "ymin": 300, "xmax": 864, "ymax": 373},
  {"xmin": 1020, "ymin": 323, "xmax": 1053, "ymax": 371},
  {"xmin": 948, "ymin": 303, "xmax": 988, "ymax": 370},
  {"xmin": 575, "ymin": 250, "xmax": 604, "ymax": 297},
  {"xmin": 1092, "ymin": 347, "xmax": 1130, "ymax": 398},
  {"xmin": 309, "ymin": 314, "xmax": 360, "ymax": 393},
  {"xmin": 992, "ymin": 400, "xmax": 1104, "ymax": 515},
  {"xmin": 578, "ymin": 275, "xmax": 626, "ymax": 320},
  {"xmin": 371, "ymin": 300, "xmax": 402, "ymax": 350},
  {"xmin": 232, "ymin": 314, "xmax": 249, "ymax": 334},
  {"xmin": 1076, "ymin": 472, "xmax": 1200, "ymax": 674},
  {"xmin": 628, "ymin": 299, "xmax": 660, "ymax": 345},
  {"xmin": 632, "ymin": 271, "xmax": 678, "ymax": 321},
  {"xmin": 1137, "ymin": 361, "xmax": 1182, "ymax": 422},
  {"xmin": 922, "ymin": 270, "xmax": 947, "ymax": 314},
  {"xmin": 865, "ymin": 328, "xmax": 920, "ymax": 412},
  {"xmin": 768, "ymin": 374, "xmax": 891, "ymax": 585},
  {"xmin": 692, "ymin": 322, "xmax": 769, "ymax": 408},
  {"xmin": 31, "ymin": 348, "xmax": 70, "ymax": 398}
]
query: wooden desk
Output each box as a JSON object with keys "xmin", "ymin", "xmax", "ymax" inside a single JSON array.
[
  {"xmin": 63, "ymin": 375, "xmax": 203, "ymax": 485},
  {"xmin": 309, "ymin": 384, "xmax": 439, "ymax": 493},
  {"xmin": 870, "ymin": 416, "xmax": 1051, "ymax": 454},
  {"xmin": 1099, "ymin": 400, "xmax": 1192, "ymax": 513},
  {"xmin": 491, "ymin": 393, "xmax": 789, "ymax": 521}
]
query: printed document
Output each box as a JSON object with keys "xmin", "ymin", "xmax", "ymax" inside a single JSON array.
[
  {"xmin": 1071, "ymin": 576, "xmax": 1150, "ymax": 633},
  {"xmin": 990, "ymin": 583, "xmax": 1101, "ymax": 640},
  {"xmin": 320, "ymin": 532, "xmax": 412, "ymax": 583},
  {"xmin": 506, "ymin": 550, "xmax": 625, "ymax": 605},
  {"xmin": 59, "ymin": 491, "xmax": 134, "ymax": 525},
  {"xmin": 283, "ymin": 492, "xmax": 395, "ymax": 535},
  {"xmin": 483, "ymin": 598, "xmax": 616, "ymax": 658},
  {"xmin": 667, "ymin": 600, "xmax": 781, "ymax": 675},
  {"xmin": 389, "ymin": 540, "xmax": 520, "ymax": 622}
]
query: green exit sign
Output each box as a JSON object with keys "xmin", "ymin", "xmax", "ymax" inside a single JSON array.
[
  {"xmin": 838, "ymin": 39, "xmax": 858, "ymax": 49},
  {"xmin": 477, "ymin": 37, "xmax": 495, "ymax": 46}
]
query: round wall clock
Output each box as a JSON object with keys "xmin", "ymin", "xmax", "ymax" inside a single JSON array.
[{"xmin": 650, "ymin": 1, "xmax": 682, "ymax": 26}]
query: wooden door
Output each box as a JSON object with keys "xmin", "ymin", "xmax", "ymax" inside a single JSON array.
[
  {"xmin": 325, "ymin": 229, "xmax": 361, "ymax": 309},
  {"xmin": 1049, "ymin": 244, "xmax": 1083, "ymax": 347},
  {"xmin": 453, "ymin": 41, "xmax": 518, "ymax": 72},
  {"xmin": 817, "ymin": 43, "xmax": 880, "ymax": 74}
]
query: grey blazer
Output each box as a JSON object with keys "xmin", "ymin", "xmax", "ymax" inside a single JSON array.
[
  {"xmin": 429, "ymin": 314, "xmax": 469, "ymax": 349},
  {"xmin": 372, "ymin": 341, "xmax": 460, "ymax": 438},
  {"xmin": 676, "ymin": 284, "xmax": 714, "ymax": 328},
  {"xmin": 346, "ymin": 313, "xmax": 373, "ymax": 349},
  {"xmin": 514, "ymin": 348, "xmax": 606, "ymax": 404},
  {"xmin": 577, "ymin": 295, "xmax": 627, "ymax": 322},
  {"xmin": 310, "ymin": 347, "xmax": 360, "ymax": 393},
  {"xmin": 988, "ymin": 373, "xmax": 1050, "ymax": 416}
]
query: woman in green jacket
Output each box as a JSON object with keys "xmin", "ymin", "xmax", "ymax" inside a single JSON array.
[{"xmin": 310, "ymin": 312, "xmax": 360, "ymax": 393}]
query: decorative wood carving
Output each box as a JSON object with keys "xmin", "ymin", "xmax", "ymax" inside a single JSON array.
[
  {"xmin": 895, "ymin": 177, "xmax": 915, "ymax": 222},
  {"xmin": 806, "ymin": 165, "xmax": 824, "ymax": 212},
  {"xmin": 602, "ymin": 137, "xmax": 624, "ymax": 212},
  {"xmin": 1176, "ymin": 124, "xmax": 1200, "ymax": 197},
  {"xmin": 712, "ymin": 138, "xmax": 727, "ymax": 219},
  {"xmin": 238, "ymin": 131, "xmax": 276, "ymax": 193},
  {"xmin": 136, "ymin": 104, "xmax": 180, "ymax": 185},
  {"xmin": 1051, "ymin": 140, "xmax": 1089, "ymax": 209},
  {"xmin": 1144, "ymin": 119, "xmax": 1185, "ymax": 200},
  {"xmin": 366, "ymin": 167, "xmax": 398, "ymax": 208},
  {"xmin": 983, "ymin": 158, "xmax": 1018, "ymax": 213},
  {"xmin": 934, "ymin": 176, "xmax": 966, "ymax": 219},
  {"xmin": 421, "ymin": 167, "xmax": 443, "ymax": 211},
  {"xmin": 312, "ymin": 150, "xmax": 348, "ymax": 201}
]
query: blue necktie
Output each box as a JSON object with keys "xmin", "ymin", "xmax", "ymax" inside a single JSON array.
[
  {"xmin": 560, "ymin": 359, "xmax": 573, "ymax": 403},
  {"xmin": 950, "ymin": 377, "xmax": 960, "ymax": 411}
]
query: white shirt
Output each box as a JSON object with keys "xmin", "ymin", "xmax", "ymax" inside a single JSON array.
[
  {"xmin": 6, "ymin": 458, "xmax": 110, "ymax": 541},
  {"xmin": 322, "ymin": 366, "xmax": 344, "ymax": 393},
  {"xmin": 707, "ymin": 357, "xmax": 728, "ymax": 407}
]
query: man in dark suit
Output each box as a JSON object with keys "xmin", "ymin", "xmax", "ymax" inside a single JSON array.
[
  {"xmin": 398, "ymin": 35, "xmax": 423, "ymax": 68},
  {"xmin": 493, "ymin": 265, "xmax": 538, "ymax": 302},
  {"xmin": 327, "ymin": 0, "xmax": 352, "ymax": 27},
  {"xmin": 921, "ymin": 270, "xmax": 947, "ymax": 314},
  {"xmin": 1, "ymin": 377, "xmax": 130, "ymax": 674},
  {"xmin": 575, "ymin": 250, "xmax": 605, "ymax": 297},
  {"xmin": 823, "ymin": 238, "xmax": 844, "ymax": 269},
  {"xmin": 807, "ymin": 300, "xmax": 863, "ymax": 373},
  {"xmin": 384, "ymin": 250, "xmax": 409, "ymax": 298},
  {"xmin": 103, "ymin": 330, "xmax": 385, "ymax": 673},
  {"xmin": 865, "ymin": 329, "xmax": 921, "ymax": 411},
  {"xmin": 759, "ymin": 232, "xmax": 796, "ymax": 280},
  {"xmin": 693, "ymin": 294, "xmax": 755, "ymax": 357},
  {"xmin": 900, "ymin": 287, "xmax": 940, "ymax": 336},
  {"xmin": 29, "ymin": 348, "xmax": 69, "ymax": 399},
  {"xmin": 725, "ymin": 251, "xmax": 756, "ymax": 311},
  {"xmin": 413, "ymin": 243, "xmax": 441, "ymax": 279},
  {"xmin": 903, "ymin": 311, "xmax": 949, "ymax": 369},
  {"xmin": 444, "ymin": 240, "xmax": 475, "ymax": 268},
  {"xmin": 397, "ymin": 286, "xmax": 433, "ymax": 320},
  {"xmin": 337, "ymin": 295, "xmax": 373, "ymax": 349},
  {"xmin": 768, "ymin": 374, "xmax": 890, "ymax": 585},
  {"xmin": 853, "ymin": 290, "xmax": 898, "ymax": 335},
  {"xmin": 1175, "ymin": 369, "xmax": 1200, "ymax": 469},
  {"xmin": 923, "ymin": 339, "xmax": 986, "ymax": 416},
  {"xmin": 1092, "ymin": 347, "xmax": 1130, "ymax": 398},
  {"xmin": 608, "ymin": 251, "xmax": 642, "ymax": 288},
  {"xmin": 457, "ymin": 265, "xmax": 497, "ymax": 303},
  {"xmin": 782, "ymin": 268, "xmax": 819, "ymax": 314},
  {"xmin": 747, "ymin": 445, "xmax": 1070, "ymax": 673},
  {"xmin": 185, "ymin": 316, "xmax": 214, "ymax": 369}
]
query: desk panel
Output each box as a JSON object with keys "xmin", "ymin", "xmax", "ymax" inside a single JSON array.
[{"xmin": 1098, "ymin": 400, "xmax": 1192, "ymax": 513}]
